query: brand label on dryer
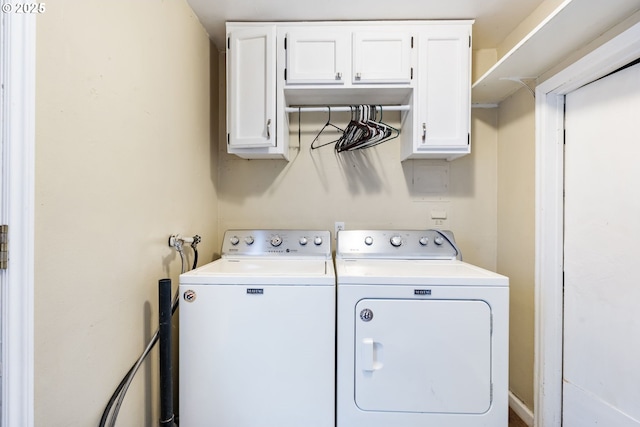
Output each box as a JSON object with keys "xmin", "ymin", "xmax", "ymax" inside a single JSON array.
[
  {"xmin": 246, "ymin": 288, "xmax": 264, "ymax": 294},
  {"xmin": 414, "ymin": 289, "xmax": 432, "ymax": 295}
]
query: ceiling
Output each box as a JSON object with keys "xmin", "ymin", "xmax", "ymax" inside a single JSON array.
[{"xmin": 187, "ymin": 0, "xmax": 547, "ymax": 50}]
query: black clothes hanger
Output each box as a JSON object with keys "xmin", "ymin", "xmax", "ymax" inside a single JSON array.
[
  {"xmin": 335, "ymin": 105, "xmax": 399, "ymax": 152},
  {"xmin": 310, "ymin": 107, "xmax": 345, "ymax": 150}
]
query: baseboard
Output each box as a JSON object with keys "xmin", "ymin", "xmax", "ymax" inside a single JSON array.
[{"xmin": 509, "ymin": 391, "xmax": 534, "ymax": 427}]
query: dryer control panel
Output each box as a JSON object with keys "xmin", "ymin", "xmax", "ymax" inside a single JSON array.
[
  {"xmin": 336, "ymin": 229, "xmax": 459, "ymax": 259},
  {"xmin": 222, "ymin": 229, "xmax": 331, "ymax": 258}
]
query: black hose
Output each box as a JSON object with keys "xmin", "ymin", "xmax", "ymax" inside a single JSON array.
[
  {"xmin": 159, "ymin": 278, "xmax": 175, "ymax": 427},
  {"xmin": 192, "ymin": 248, "xmax": 198, "ymax": 271}
]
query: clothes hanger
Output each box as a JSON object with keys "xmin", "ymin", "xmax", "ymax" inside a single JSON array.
[
  {"xmin": 357, "ymin": 105, "xmax": 400, "ymax": 149},
  {"xmin": 308, "ymin": 104, "xmax": 400, "ymax": 152},
  {"xmin": 310, "ymin": 107, "xmax": 345, "ymax": 150},
  {"xmin": 337, "ymin": 105, "xmax": 374, "ymax": 152},
  {"xmin": 340, "ymin": 105, "xmax": 388, "ymax": 151}
]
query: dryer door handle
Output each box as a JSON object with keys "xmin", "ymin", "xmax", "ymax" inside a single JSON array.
[{"xmin": 361, "ymin": 338, "xmax": 383, "ymax": 372}]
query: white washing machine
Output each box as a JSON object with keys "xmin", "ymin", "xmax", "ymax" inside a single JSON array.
[
  {"xmin": 179, "ymin": 229, "xmax": 335, "ymax": 427},
  {"xmin": 335, "ymin": 229, "xmax": 509, "ymax": 427}
]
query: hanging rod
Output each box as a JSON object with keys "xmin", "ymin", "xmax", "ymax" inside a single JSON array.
[{"xmin": 285, "ymin": 104, "xmax": 410, "ymax": 113}]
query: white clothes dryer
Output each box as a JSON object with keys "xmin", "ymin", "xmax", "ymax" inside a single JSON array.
[
  {"xmin": 179, "ymin": 230, "xmax": 335, "ymax": 427},
  {"xmin": 335, "ymin": 229, "xmax": 509, "ymax": 427}
]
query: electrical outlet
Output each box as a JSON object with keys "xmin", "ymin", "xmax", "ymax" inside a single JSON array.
[
  {"xmin": 428, "ymin": 209, "xmax": 449, "ymax": 229},
  {"xmin": 335, "ymin": 221, "xmax": 345, "ymax": 238}
]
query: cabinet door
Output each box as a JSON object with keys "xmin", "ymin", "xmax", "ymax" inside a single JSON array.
[
  {"xmin": 352, "ymin": 31, "xmax": 413, "ymax": 84},
  {"xmin": 285, "ymin": 28, "xmax": 349, "ymax": 85},
  {"xmin": 227, "ymin": 26, "xmax": 276, "ymax": 148},
  {"xmin": 415, "ymin": 25, "xmax": 471, "ymax": 151}
]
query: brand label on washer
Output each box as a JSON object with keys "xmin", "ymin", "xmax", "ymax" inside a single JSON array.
[
  {"xmin": 414, "ymin": 289, "xmax": 432, "ymax": 295},
  {"xmin": 246, "ymin": 288, "xmax": 264, "ymax": 294}
]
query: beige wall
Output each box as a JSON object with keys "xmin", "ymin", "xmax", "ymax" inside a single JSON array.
[
  {"xmin": 35, "ymin": 1, "xmax": 217, "ymax": 426},
  {"xmin": 497, "ymin": 87, "xmax": 536, "ymax": 409}
]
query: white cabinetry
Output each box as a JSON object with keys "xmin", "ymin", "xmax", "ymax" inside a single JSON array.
[
  {"xmin": 285, "ymin": 28, "xmax": 350, "ymax": 85},
  {"xmin": 352, "ymin": 31, "xmax": 413, "ymax": 84},
  {"xmin": 284, "ymin": 27, "xmax": 413, "ymax": 86},
  {"xmin": 225, "ymin": 21, "xmax": 472, "ymax": 161},
  {"xmin": 403, "ymin": 24, "xmax": 471, "ymax": 160},
  {"xmin": 226, "ymin": 25, "xmax": 281, "ymax": 158}
]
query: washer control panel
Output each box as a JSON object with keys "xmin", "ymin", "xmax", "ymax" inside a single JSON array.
[
  {"xmin": 336, "ymin": 229, "xmax": 458, "ymax": 259},
  {"xmin": 222, "ymin": 229, "xmax": 331, "ymax": 258}
]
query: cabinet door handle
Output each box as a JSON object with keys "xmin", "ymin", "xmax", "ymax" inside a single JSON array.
[
  {"xmin": 355, "ymin": 72, "xmax": 362, "ymax": 81},
  {"xmin": 422, "ymin": 122, "xmax": 426, "ymax": 140},
  {"xmin": 266, "ymin": 119, "xmax": 271, "ymax": 139},
  {"xmin": 335, "ymin": 72, "xmax": 342, "ymax": 80}
]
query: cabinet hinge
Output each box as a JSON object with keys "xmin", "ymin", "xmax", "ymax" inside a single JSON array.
[
  {"xmin": 0, "ymin": 225, "xmax": 8, "ymax": 270},
  {"xmin": 469, "ymin": 35, "xmax": 471, "ymax": 48},
  {"xmin": 284, "ymin": 68, "xmax": 287, "ymax": 80},
  {"xmin": 227, "ymin": 134, "xmax": 230, "ymax": 145},
  {"xmin": 468, "ymin": 133, "xmax": 470, "ymax": 145},
  {"xmin": 227, "ymin": 37, "xmax": 230, "ymax": 50},
  {"xmin": 284, "ymin": 37, "xmax": 287, "ymax": 50},
  {"xmin": 411, "ymin": 36, "xmax": 414, "ymax": 48},
  {"xmin": 410, "ymin": 67, "xmax": 413, "ymax": 80}
]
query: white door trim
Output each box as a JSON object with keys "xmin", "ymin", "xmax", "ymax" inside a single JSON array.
[
  {"xmin": 0, "ymin": 10, "xmax": 36, "ymax": 427},
  {"xmin": 534, "ymin": 21, "xmax": 640, "ymax": 427}
]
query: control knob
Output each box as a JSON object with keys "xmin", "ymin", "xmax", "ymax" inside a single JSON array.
[
  {"xmin": 314, "ymin": 236, "xmax": 323, "ymax": 246},
  {"xmin": 419, "ymin": 236, "xmax": 429, "ymax": 246},
  {"xmin": 299, "ymin": 237, "xmax": 308, "ymax": 246},
  {"xmin": 390, "ymin": 235, "xmax": 403, "ymax": 247},
  {"xmin": 364, "ymin": 236, "xmax": 374, "ymax": 246},
  {"xmin": 270, "ymin": 235, "xmax": 283, "ymax": 247},
  {"xmin": 434, "ymin": 236, "xmax": 444, "ymax": 245},
  {"xmin": 229, "ymin": 236, "xmax": 240, "ymax": 246},
  {"xmin": 244, "ymin": 236, "xmax": 254, "ymax": 245}
]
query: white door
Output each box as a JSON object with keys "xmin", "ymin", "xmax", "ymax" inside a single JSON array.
[
  {"xmin": 563, "ymin": 60, "xmax": 640, "ymax": 426},
  {"xmin": 354, "ymin": 298, "xmax": 492, "ymax": 414},
  {"xmin": 352, "ymin": 31, "xmax": 413, "ymax": 84},
  {"xmin": 285, "ymin": 28, "xmax": 349, "ymax": 85},
  {"xmin": 0, "ymin": 11, "xmax": 35, "ymax": 427},
  {"xmin": 227, "ymin": 26, "xmax": 276, "ymax": 148},
  {"xmin": 415, "ymin": 25, "xmax": 471, "ymax": 150}
]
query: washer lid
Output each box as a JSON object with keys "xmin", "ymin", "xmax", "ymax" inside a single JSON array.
[
  {"xmin": 336, "ymin": 259, "xmax": 508, "ymax": 286},
  {"xmin": 180, "ymin": 258, "xmax": 335, "ymax": 285}
]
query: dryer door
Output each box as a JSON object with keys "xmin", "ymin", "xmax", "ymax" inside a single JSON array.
[{"xmin": 354, "ymin": 298, "xmax": 492, "ymax": 414}]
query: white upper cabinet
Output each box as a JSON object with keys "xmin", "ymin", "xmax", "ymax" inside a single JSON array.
[
  {"xmin": 284, "ymin": 27, "xmax": 413, "ymax": 87},
  {"xmin": 226, "ymin": 25, "xmax": 281, "ymax": 157},
  {"xmin": 403, "ymin": 24, "xmax": 471, "ymax": 160},
  {"xmin": 352, "ymin": 32, "xmax": 413, "ymax": 84},
  {"xmin": 285, "ymin": 28, "xmax": 350, "ymax": 85},
  {"xmin": 226, "ymin": 21, "xmax": 473, "ymax": 161}
]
